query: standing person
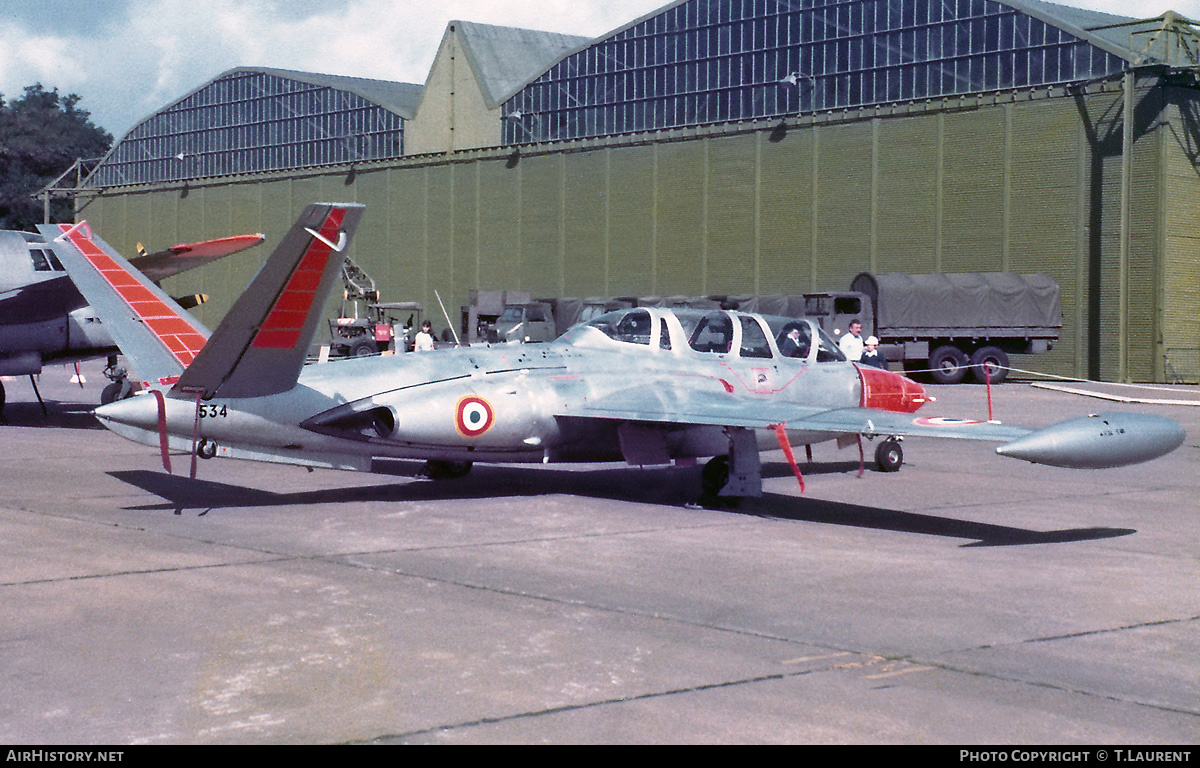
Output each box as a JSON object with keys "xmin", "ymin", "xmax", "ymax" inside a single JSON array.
[
  {"xmin": 839, "ymin": 319, "xmax": 864, "ymax": 361},
  {"xmin": 414, "ymin": 320, "xmax": 435, "ymax": 352},
  {"xmin": 859, "ymin": 335, "xmax": 887, "ymax": 369}
]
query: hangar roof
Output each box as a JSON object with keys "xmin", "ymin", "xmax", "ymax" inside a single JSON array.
[
  {"xmin": 86, "ymin": 67, "xmax": 422, "ymax": 187},
  {"xmin": 449, "ymin": 21, "xmax": 590, "ymax": 108}
]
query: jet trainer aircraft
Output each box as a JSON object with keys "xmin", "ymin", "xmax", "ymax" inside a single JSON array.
[
  {"xmin": 40, "ymin": 203, "xmax": 1186, "ymax": 503},
  {"xmin": 0, "ymin": 224, "xmax": 263, "ymax": 415}
]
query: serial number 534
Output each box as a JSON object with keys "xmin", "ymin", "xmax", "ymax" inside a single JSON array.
[{"xmin": 199, "ymin": 404, "xmax": 228, "ymax": 418}]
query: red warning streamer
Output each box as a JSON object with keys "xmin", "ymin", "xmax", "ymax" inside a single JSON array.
[{"xmin": 771, "ymin": 423, "xmax": 805, "ymax": 493}]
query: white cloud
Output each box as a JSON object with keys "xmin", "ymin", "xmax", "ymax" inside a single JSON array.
[{"xmin": 0, "ymin": 26, "xmax": 86, "ymax": 100}]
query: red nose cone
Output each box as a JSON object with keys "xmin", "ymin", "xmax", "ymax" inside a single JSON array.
[{"xmin": 858, "ymin": 365, "xmax": 928, "ymax": 413}]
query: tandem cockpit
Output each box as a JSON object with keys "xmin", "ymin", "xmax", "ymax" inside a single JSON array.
[{"xmin": 559, "ymin": 306, "xmax": 846, "ymax": 364}]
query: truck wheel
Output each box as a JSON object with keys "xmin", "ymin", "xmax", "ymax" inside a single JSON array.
[
  {"xmin": 349, "ymin": 339, "xmax": 377, "ymax": 357},
  {"xmin": 970, "ymin": 346, "xmax": 1010, "ymax": 385},
  {"xmin": 875, "ymin": 439, "xmax": 903, "ymax": 472},
  {"xmin": 929, "ymin": 345, "xmax": 969, "ymax": 384}
]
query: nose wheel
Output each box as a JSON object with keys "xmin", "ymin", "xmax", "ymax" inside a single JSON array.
[{"xmin": 875, "ymin": 438, "xmax": 903, "ymax": 472}]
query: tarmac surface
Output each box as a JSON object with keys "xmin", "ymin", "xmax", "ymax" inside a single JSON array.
[{"xmin": 1, "ymin": 360, "xmax": 1198, "ymax": 744}]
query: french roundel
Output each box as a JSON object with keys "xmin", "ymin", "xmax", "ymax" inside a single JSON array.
[{"xmin": 455, "ymin": 396, "xmax": 494, "ymax": 437}]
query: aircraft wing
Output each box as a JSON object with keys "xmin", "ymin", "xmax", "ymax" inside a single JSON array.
[
  {"xmin": 129, "ymin": 234, "xmax": 265, "ymax": 283},
  {"xmin": 564, "ymin": 387, "xmax": 1032, "ymax": 442},
  {"xmin": 561, "ymin": 386, "xmax": 1185, "ymax": 468}
]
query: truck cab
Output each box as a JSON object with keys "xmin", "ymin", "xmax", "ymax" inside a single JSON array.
[
  {"xmin": 489, "ymin": 302, "xmax": 556, "ymax": 343},
  {"xmin": 801, "ymin": 292, "xmax": 875, "ymax": 347}
]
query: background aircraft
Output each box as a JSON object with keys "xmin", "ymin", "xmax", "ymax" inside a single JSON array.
[
  {"xmin": 40, "ymin": 204, "xmax": 1186, "ymax": 504},
  {"xmin": 0, "ymin": 224, "xmax": 263, "ymax": 415}
]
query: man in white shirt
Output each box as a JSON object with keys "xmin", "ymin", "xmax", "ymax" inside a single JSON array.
[{"xmin": 839, "ymin": 319, "xmax": 864, "ymax": 361}]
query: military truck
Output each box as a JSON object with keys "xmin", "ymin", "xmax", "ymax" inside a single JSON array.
[
  {"xmin": 801, "ymin": 272, "xmax": 1061, "ymax": 384},
  {"xmin": 463, "ymin": 291, "xmax": 633, "ymax": 344},
  {"xmin": 460, "ymin": 274, "xmax": 1060, "ymax": 384}
]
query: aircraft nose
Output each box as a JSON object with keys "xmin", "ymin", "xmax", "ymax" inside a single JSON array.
[
  {"xmin": 95, "ymin": 393, "xmax": 154, "ymax": 429},
  {"xmin": 858, "ymin": 365, "xmax": 929, "ymax": 413}
]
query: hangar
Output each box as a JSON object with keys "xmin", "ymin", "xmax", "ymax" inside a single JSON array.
[{"xmin": 74, "ymin": 0, "xmax": 1200, "ymax": 382}]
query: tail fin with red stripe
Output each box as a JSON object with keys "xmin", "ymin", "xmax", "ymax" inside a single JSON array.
[
  {"xmin": 38, "ymin": 221, "xmax": 211, "ymax": 389},
  {"xmin": 171, "ymin": 203, "xmax": 365, "ymax": 398},
  {"xmin": 41, "ymin": 203, "xmax": 365, "ymax": 399}
]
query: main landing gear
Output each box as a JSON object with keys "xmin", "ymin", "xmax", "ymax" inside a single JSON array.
[
  {"xmin": 100, "ymin": 356, "xmax": 135, "ymax": 406},
  {"xmin": 698, "ymin": 427, "xmax": 761, "ymax": 507},
  {"xmin": 700, "ymin": 433, "xmax": 905, "ymax": 505}
]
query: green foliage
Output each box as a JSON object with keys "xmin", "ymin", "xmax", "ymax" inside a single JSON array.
[{"xmin": 0, "ymin": 83, "xmax": 112, "ymax": 230}]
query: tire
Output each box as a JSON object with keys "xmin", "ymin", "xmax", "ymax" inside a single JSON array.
[
  {"xmin": 349, "ymin": 339, "xmax": 377, "ymax": 357},
  {"xmin": 701, "ymin": 455, "xmax": 730, "ymax": 497},
  {"xmin": 0, "ymin": 380, "xmax": 5, "ymax": 417},
  {"xmin": 875, "ymin": 439, "xmax": 903, "ymax": 472},
  {"xmin": 969, "ymin": 346, "xmax": 1010, "ymax": 385},
  {"xmin": 424, "ymin": 460, "xmax": 473, "ymax": 480},
  {"xmin": 197, "ymin": 439, "xmax": 218, "ymax": 459},
  {"xmin": 928, "ymin": 345, "xmax": 969, "ymax": 385},
  {"xmin": 100, "ymin": 382, "xmax": 124, "ymax": 405}
]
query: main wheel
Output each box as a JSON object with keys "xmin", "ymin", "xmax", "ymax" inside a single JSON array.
[
  {"xmin": 197, "ymin": 439, "xmax": 218, "ymax": 459},
  {"xmin": 700, "ymin": 455, "xmax": 730, "ymax": 497},
  {"xmin": 875, "ymin": 438, "xmax": 903, "ymax": 472},
  {"xmin": 928, "ymin": 345, "xmax": 969, "ymax": 385},
  {"xmin": 424, "ymin": 460, "xmax": 473, "ymax": 480},
  {"xmin": 969, "ymin": 346, "xmax": 1010, "ymax": 385}
]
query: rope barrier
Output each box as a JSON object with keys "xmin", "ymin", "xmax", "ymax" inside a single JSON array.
[
  {"xmin": 896, "ymin": 362, "xmax": 1200, "ymax": 405},
  {"xmin": 900, "ymin": 362, "xmax": 1199, "ymax": 392}
]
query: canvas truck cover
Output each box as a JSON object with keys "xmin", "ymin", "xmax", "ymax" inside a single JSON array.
[{"xmin": 850, "ymin": 272, "xmax": 1061, "ymax": 335}]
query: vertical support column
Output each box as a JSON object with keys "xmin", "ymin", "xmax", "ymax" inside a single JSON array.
[
  {"xmin": 870, "ymin": 118, "xmax": 879, "ymax": 273},
  {"xmin": 1118, "ymin": 70, "xmax": 1134, "ymax": 382},
  {"xmin": 811, "ymin": 125, "xmax": 820, "ymax": 290}
]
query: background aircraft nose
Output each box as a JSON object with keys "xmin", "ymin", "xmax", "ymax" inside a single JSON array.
[{"xmin": 859, "ymin": 365, "xmax": 928, "ymax": 413}]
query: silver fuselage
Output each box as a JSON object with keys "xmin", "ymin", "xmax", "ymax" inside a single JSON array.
[{"xmin": 95, "ymin": 313, "xmax": 889, "ymax": 471}]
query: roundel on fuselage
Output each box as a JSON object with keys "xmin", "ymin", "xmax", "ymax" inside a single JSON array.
[{"xmin": 455, "ymin": 395, "xmax": 494, "ymax": 437}]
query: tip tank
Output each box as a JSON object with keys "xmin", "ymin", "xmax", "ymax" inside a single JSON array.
[{"xmin": 996, "ymin": 413, "xmax": 1186, "ymax": 469}]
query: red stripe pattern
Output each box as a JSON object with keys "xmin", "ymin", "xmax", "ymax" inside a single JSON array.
[
  {"xmin": 252, "ymin": 207, "xmax": 346, "ymax": 349},
  {"xmin": 61, "ymin": 225, "xmax": 208, "ymax": 366}
]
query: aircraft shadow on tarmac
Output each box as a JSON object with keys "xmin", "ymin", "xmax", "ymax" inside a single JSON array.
[
  {"xmin": 109, "ymin": 459, "xmax": 1135, "ymax": 548},
  {"xmin": 0, "ymin": 399, "xmax": 105, "ymax": 430}
]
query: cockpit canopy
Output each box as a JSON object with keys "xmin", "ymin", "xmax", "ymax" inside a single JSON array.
[{"xmin": 565, "ymin": 306, "xmax": 845, "ymax": 363}]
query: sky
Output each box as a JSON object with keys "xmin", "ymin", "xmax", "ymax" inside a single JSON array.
[{"xmin": 1, "ymin": 0, "xmax": 1197, "ymax": 139}]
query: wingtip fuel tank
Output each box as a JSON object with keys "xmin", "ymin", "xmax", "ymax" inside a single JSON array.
[{"xmin": 996, "ymin": 412, "xmax": 1186, "ymax": 469}]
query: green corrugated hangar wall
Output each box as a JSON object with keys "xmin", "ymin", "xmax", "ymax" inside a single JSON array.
[{"xmin": 81, "ymin": 81, "xmax": 1199, "ymax": 382}]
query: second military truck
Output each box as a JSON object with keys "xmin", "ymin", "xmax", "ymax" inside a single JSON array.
[{"xmin": 802, "ymin": 272, "xmax": 1061, "ymax": 384}]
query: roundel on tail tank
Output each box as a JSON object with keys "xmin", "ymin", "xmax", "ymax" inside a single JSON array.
[{"xmin": 455, "ymin": 395, "xmax": 494, "ymax": 437}]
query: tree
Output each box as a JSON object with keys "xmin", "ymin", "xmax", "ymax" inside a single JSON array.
[{"xmin": 0, "ymin": 83, "xmax": 112, "ymax": 230}]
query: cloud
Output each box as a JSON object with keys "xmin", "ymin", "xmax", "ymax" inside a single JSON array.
[{"xmin": 1, "ymin": 0, "xmax": 669, "ymax": 136}]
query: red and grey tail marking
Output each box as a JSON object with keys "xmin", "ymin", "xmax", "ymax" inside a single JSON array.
[
  {"xmin": 171, "ymin": 203, "xmax": 365, "ymax": 399},
  {"xmin": 38, "ymin": 222, "xmax": 211, "ymax": 387}
]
